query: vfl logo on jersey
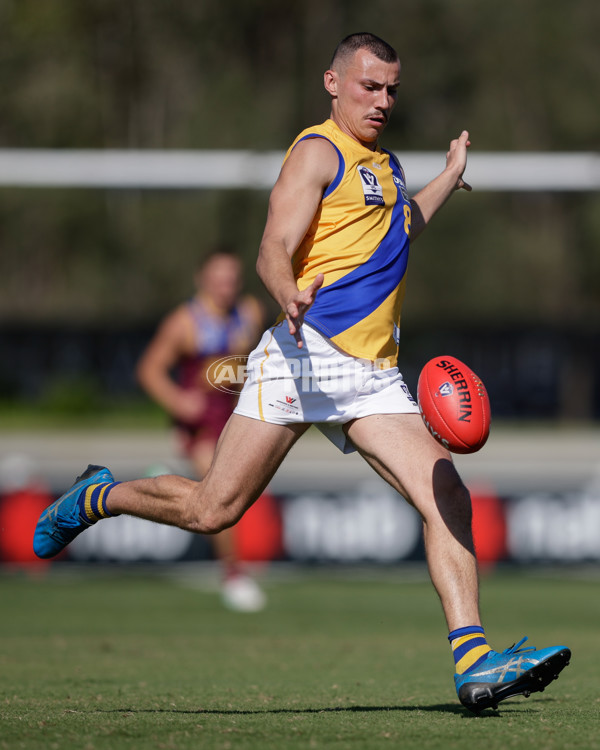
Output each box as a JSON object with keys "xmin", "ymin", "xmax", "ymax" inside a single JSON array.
[{"xmin": 357, "ymin": 166, "xmax": 384, "ymax": 206}]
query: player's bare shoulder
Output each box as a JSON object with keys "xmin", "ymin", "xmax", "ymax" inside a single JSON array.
[{"xmin": 282, "ymin": 136, "xmax": 340, "ymax": 191}]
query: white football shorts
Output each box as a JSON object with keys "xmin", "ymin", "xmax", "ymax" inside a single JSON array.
[{"xmin": 234, "ymin": 322, "xmax": 419, "ymax": 453}]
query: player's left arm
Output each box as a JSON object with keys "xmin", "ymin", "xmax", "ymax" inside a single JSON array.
[{"xmin": 409, "ymin": 130, "xmax": 472, "ymax": 242}]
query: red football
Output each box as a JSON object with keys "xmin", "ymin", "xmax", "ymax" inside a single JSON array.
[{"xmin": 417, "ymin": 355, "xmax": 491, "ymax": 454}]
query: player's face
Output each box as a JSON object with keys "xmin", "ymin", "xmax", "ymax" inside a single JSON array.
[
  {"xmin": 198, "ymin": 256, "xmax": 242, "ymax": 310},
  {"xmin": 325, "ymin": 49, "xmax": 400, "ymax": 150}
]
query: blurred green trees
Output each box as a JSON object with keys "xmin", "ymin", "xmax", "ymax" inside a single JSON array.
[{"xmin": 0, "ymin": 0, "xmax": 598, "ymax": 327}]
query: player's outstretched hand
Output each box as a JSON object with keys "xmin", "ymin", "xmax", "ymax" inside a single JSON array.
[
  {"xmin": 446, "ymin": 130, "xmax": 472, "ymax": 192},
  {"xmin": 285, "ymin": 273, "xmax": 324, "ymax": 348}
]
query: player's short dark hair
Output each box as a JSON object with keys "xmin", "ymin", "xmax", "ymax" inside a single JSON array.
[{"xmin": 330, "ymin": 32, "xmax": 398, "ymax": 69}]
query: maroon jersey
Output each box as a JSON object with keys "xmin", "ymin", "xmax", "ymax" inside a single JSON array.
[{"xmin": 175, "ymin": 299, "xmax": 255, "ymax": 450}]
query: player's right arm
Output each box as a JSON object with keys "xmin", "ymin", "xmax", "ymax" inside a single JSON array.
[
  {"xmin": 256, "ymin": 137, "xmax": 338, "ymax": 348},
  {"xmin": 136, "ymin": 308, "xmax": 206, "ymax": 421}
]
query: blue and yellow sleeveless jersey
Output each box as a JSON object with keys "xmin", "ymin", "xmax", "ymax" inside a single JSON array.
[{"xmin": 285, "ymin": 119, "xmax": 411, "ymax": 366}]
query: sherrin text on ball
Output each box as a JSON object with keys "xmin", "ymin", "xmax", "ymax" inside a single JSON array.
[{"xmin": 417, "ymin": 355, "xmax": 491, "ymax": 454}]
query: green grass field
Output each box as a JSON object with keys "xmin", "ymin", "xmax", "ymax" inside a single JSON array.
[{"xmin": 2, "ymin": 566, "xmax": 598, "ymax": 750}]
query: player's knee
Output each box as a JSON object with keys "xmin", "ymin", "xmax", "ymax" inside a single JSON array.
[
  {"xmin": 196, "ymin": 510, "xmax": 236, "ymax": 535},
  {"xmin": 184, "ymin": 497, "xmax": 242, "ymax": 535}
]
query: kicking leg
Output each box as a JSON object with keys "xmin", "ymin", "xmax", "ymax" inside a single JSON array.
[
  {"xmin": 188, "ymin": 433, "xmax": 267, "ymax": 612},
  {"xmin": 34, "ymin": 415, "xmax": 308, "ymax": 558}
]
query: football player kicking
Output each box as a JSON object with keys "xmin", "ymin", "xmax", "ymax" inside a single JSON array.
[{"xmin": 34, "ymin": 32, "xmax": 570, "ymax": 712}]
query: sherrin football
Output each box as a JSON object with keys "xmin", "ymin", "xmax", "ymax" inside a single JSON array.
[{"xmin": 417, "ymin": 355, "xmax": 491, "ymax": 454}]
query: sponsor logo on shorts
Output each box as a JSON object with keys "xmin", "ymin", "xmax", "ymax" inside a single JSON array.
[{"xmin": 268, "ymin": 398, "xmax": 300, "ymax": 416}]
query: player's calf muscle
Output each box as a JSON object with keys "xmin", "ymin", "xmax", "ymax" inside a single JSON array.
[
  {"xmin": 106, "ymin": 475, "xmax": 192, "ymax": 529},
  {"xmin": 106, "ymin": 475, "xmax": 247, "ymax": 535}
]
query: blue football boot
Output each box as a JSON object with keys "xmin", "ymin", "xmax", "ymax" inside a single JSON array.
[
  {"xmin": 33, "ymin": 464, "xmax": 114, "ymax": 559},
  {"xmin": 455, "ymin": 637, "xmax": 571, "ymax": 713}
]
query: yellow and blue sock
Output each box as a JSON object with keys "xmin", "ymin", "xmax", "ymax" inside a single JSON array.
[
  {"xmin": 449, "ymin": 626, "xmax": 493, "ymax": 674},
  {"xmin": 77, "ymin": 482, "xmax": 120, "ymax": 524}
]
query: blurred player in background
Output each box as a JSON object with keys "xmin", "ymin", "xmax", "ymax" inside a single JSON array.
[
  {"xmin": 136, "ymin": 250, "xmax": 266, "ymax": 611},
  {"xmin": 35, "ymin": 33, "xmax": 570, "ymax": 711}
]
